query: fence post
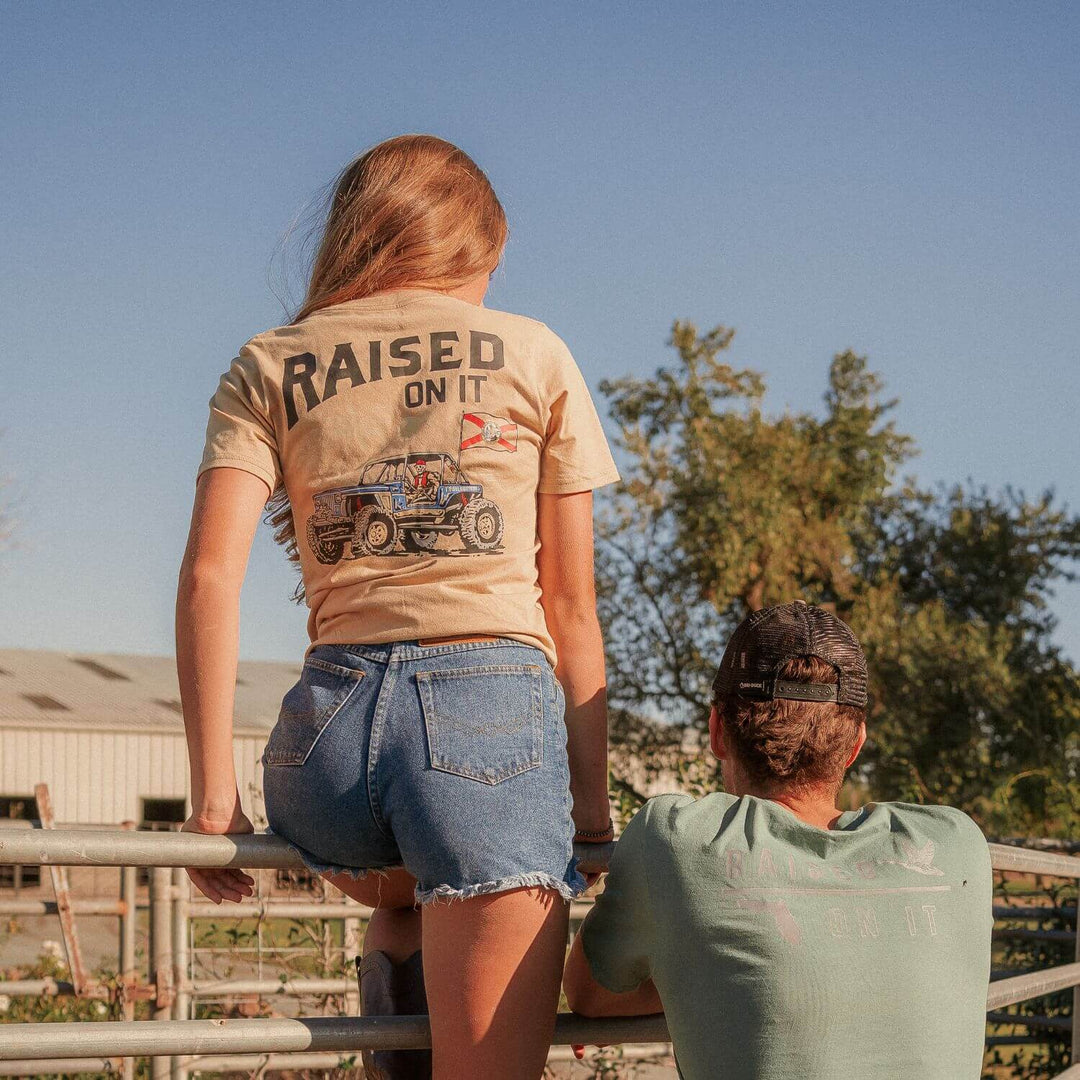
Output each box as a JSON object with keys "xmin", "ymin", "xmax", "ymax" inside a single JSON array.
[
  {"xmin": 149, "ymin": 866, "xmax": 173, "ymax": 1080},
  {"xmin": 118, "ymin": 821, "xmax": 137, "ymax": 1080},
  {"xmin": 34, "ymin": 784, "xmax": 93, "ymax": 997},
  {"xmin": 344, "ymin": 910, "xmax": 362, "ymax": 1015},
  {"xmin": 1073, "ymin": 900, "xmax": 1080, "ymax": 1067},
  {"xmin": 171, "ymin": 867, "xmax": 191, "ymax": 1080}
]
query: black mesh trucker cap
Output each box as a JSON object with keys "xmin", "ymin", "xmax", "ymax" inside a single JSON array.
[{"xmin": 712, "ymin": 600, "xmax": 868, "ymax": 708}]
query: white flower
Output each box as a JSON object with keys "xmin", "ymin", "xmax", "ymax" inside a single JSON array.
[
  {"xmin": 42, "ymin": 940, "xmax": 63, "ymax": 959},
  {"xmin": 95, "ymin": 1002, "xmax": 107, "ymax": 1015},
  {"xmin": 0, "ymin": 994, "xmax": 10, "ymax": 1013}
]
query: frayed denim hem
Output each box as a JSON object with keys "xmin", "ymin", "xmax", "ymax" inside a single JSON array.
[
  {"xmin": 416, "ymin": 868, "xmax": 587, "ymax": 905},
  {"xmin": 265, "ymin": 828, "xmax": 400, "ymax": 882}
]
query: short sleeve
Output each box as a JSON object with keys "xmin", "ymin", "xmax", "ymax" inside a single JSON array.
[
  {"xmin": 579, "ymin": 804, "xmax": 655, "ymax": 993},
  {"xmin": 198, "ymin": 344, "xmax": 281, "ymax": 493},
  {"xmin": 537, "ymin": 333, "xmax": 620, "ymax": 494}
]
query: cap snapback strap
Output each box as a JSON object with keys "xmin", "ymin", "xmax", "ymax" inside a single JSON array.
[{"xmin": 735, "ymin": 676, "xmax": 839, "ymax": 703}]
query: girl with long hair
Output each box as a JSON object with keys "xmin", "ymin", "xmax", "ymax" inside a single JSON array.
[{"xmin": 176, "ymin": 135, "xmax": 618, "ymax": 1079}]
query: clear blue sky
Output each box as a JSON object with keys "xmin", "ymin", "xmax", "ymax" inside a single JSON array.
[{"xmin": 2, "ymin": 2, "xmax": 1077, "ymax": 663}]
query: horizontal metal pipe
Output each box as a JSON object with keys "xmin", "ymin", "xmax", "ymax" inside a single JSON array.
[
  {"xmin": 0, "ymin": 831, "xmax": 304, "ymax": 871},
  {"xmin": 189, "ymin": 978, "xmax": 351, "ymax": 997},
  {"xmin": 547, "ymin": 1043, "xmax": 672, "ymax": 1062},
  {"xmin": 0, "ymin": 830, "xmax": 612, "ymax": 873},
  {"xmin": 988, "ymin": 843, "xmax": 1080, "ymax": 879},
  {"xmin": 187, "ymin": 901, "xmax": 371, "ymax": 920},
  {"xmin": 5, "ymin": 986, "xmax": 1079, "ymax": 1060},
  {"xmin": 987, "ymin": 963, "xmax": 1080, "ymax": 1010},
  {"xmin": 0, "ymin": 1014, "xmax": 672, "ymax": 1059},
  {"xmin": 0, "ymin": 980, "xmax": 76, "ymax": 996},
  {"xmin": 993, "ymin": 905, "xmax": 1076, "ymax": 921},
  {"xmin": 993, "ymin": 927, "xmax": 1076, "ymax": 943},
  {"xmin": 184, "ymin": 1044, "xmax": 673, "ymax": 1074},
  {"xmin": 985, "ymin": 1011, "xmax": 1072, "ymax": 1032},
  {"xmin": 184, "ymin": 898, "xmax": 594, "ymax": 921},
  {"xmin": 0, "ymin": 899, "xmax": 124, "ymax": 916},
  {"xmin": 0, "ymin": 1059, "xmax": 123, "ymax": 1077},
  {"xmin": 3, "ymin": 831, "xmax": 1068, "ymax": 881},
  {"xmin": 186, "ymin": 1053, "xmax": 364, "ymax": 1074}
]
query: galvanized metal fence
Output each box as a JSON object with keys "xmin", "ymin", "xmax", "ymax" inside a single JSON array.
[{"xmin": 0, "ymin": 828, "xmax": 1077, "ymax": 1078}]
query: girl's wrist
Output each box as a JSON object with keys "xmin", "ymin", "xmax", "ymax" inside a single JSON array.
[
  {"xmin": 574, "ymin": 817, "xmax": 614, "ymax": 843},
  {"xmin": 573, "ymin": 796, "xmax": 613, "ymax": 833},
  {"xmin": 191, "ymin": 785, "xmax": 240, "ymax": 819}
]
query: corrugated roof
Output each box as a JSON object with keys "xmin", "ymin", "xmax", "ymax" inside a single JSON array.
[{"xmin": 0, "ymin": 649, "xmax": 301, "ymax": 733}]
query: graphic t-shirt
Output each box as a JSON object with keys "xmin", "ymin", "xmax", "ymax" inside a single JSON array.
[
  {"xmin": 581, "ymin": 793, "xmax": 992, "ymax": 1080},
  {"xmin": 199, "ymin": 290, "xmax": 619, "ymax": 664}
]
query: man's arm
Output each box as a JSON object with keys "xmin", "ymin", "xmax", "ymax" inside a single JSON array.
[
  {"xmin": 564, "ymin": 919, "xmax": 663, "ymax": 1017},
  {"xmin": 562, "ymin": 802, "xmax": 666, "ymax": 1017}
]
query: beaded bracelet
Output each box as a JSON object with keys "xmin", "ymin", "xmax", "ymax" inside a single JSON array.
[{"xmin": 574, "ymin": 819, "xmax": 615, "ymax": 842}]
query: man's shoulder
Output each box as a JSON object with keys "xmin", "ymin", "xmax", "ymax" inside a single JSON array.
[
  {"xmin": 864, "ymin": 801, "xmax": 986, "ymax": 843},
  {"xmin": 857, "ymin": 801, "xmax": 992, "ymax": 879},
  {"xmin": 620, "ymin": 792, "xmax": 738, "ymax": 850}
]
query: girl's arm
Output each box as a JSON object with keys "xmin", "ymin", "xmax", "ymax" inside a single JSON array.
[
  {"xmin": 175, "ymin": 467, "xmax": 269, "ymax": 903},
  {"xmin": 537, "ymin": 491, "xmax": 612, "ymax": 835}
]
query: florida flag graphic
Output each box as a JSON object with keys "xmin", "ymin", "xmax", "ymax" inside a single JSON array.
[{"xmin": 459, "ymin": 412, "xmax": 518, "ymax": 453}]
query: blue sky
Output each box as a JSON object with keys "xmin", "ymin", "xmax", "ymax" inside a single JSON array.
[{"xmin": 1, "ymin": 1, "xmax": 1077, "ymax": 662}]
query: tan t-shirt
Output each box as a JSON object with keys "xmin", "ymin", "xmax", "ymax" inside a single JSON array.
[{"xmin": 198, "ymin": 290, "xmax": 619, "ymax": 665}]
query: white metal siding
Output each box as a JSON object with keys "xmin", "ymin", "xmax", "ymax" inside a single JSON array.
[{"xmin": 0, "ymin": 728, "xmax": 268, "ymax": 824}]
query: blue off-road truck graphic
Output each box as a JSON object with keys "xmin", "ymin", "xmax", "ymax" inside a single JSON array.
[{"xmin": 305, "ymin": 451, "xmax": 506, "ymax": 563}]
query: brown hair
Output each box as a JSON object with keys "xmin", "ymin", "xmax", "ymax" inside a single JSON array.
[
  {"xmin": 716, "ymin": 655, "xmax": 865, "ymax": 791},
  {"xmin": 267, "ymin": 135, "xmax": 508, "ymax": 583}
]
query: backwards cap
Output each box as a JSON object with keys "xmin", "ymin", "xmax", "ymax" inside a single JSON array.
[{"xmin": 712, "ymin": 600, "xmax": 868, "ymax": 708}]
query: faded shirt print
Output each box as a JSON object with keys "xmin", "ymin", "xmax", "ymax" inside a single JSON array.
[{"xmin": 581, "ymin": 793, "xmax": 993, "ymax": 1080}]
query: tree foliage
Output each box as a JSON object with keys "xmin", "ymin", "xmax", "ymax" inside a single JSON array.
[{"xmin": 598, "ymin": 322, "xmax": 1080, "ymax": 835}]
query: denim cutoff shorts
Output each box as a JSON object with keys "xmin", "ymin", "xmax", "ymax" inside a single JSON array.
[{"xmin": 261, "ymin": 638, "xmax": 585, "ymax": 904}]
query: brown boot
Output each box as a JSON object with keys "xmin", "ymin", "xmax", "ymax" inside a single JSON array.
[{"xmin": 357, "ymin": 950, "xmax": 432, "ymax": 1080}]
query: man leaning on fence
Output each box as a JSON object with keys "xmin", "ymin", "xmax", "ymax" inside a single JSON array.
[{"xmin": 564, "ymin": 601, "xmax": 993, "ymax": 1079}]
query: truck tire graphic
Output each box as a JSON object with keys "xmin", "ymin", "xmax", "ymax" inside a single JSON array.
[
  {"xmin": 353, "ymin": 506, "xmax": 398, "ymax": 556},
  {"xmin": 402, "ymin": 529, "xmax": 439, "ymax": 553},
  {"xmin": 306, "ymin": 519, "xmax": 345, "ymax": 565},
  {"xmin": 458, "ymin": 498, "xmax": 504, "ymax": 552}
]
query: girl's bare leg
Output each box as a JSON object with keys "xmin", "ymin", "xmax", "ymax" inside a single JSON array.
[
  {"xmin": 422, "ymin": 887, "xmax": 569, "ymax": 1080},
  {"xmin": 325, "ymin": 868, "xmax": 421, "ymax": 960}
]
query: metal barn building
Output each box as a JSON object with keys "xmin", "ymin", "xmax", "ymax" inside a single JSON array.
[{"xmin": 0, "ymin": 649, "xmax": 299, "ymax": 829}]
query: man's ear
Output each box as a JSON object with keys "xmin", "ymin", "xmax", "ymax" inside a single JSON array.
[
  {"xmin": 709, "ymin": 706, "xmax": 726, "ymax": 760},
  {"xmin": 845, "ymin": 721, "xmax": 867, "ymax": 769}
]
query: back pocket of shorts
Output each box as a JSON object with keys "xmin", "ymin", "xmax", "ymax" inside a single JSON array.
[
  {"xmin": 417, "ymin": 664, "xmax": 544, "ymax": 785},
  {"xmin": 263, "ymin": 657, "xmax": 364, "ymax": 766}
]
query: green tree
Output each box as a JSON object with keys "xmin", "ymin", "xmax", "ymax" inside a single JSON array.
[{"xmin": 598, "ymin": 322, "xmax": 1080, "ymax": 835}]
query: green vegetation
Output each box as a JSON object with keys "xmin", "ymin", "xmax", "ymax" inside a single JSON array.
[
  {"xmin": 986, "ymin": 873, "xmax": 1077, "ymax": 1079},
  {"xmin": 597, "ymin": 321, "xmax": 1080, "ymax": 837}
]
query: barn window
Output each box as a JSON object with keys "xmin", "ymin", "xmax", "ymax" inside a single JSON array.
[
  {"xmin": 140, "ymin": 798, "xmax": 187, "ymax": 828},
  {"xmin": 0, "ymin": 795, "xmax": 41, "ymax": 889}
]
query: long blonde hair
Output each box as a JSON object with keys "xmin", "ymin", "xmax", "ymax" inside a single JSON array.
[
  {"xmin": 295, "ymin": 134, "xmax": 507, "ymax": 322},
  {"xmin": 268, "ymin": 135, "xmax": 508, "ymax": 590}
]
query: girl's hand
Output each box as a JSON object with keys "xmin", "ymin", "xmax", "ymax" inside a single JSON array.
[
  {"xmin": 181, "ymin": 805, "xmax": 256, "ymax": 904},
  {"xmin": 575, "ymin": 819, "xmax": 614, "ymax": 888}
]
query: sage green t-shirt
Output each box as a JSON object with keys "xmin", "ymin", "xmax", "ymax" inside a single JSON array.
[{"xmin": 581, "ymin": 793, "xmax": 992, "ymax": 1080}]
